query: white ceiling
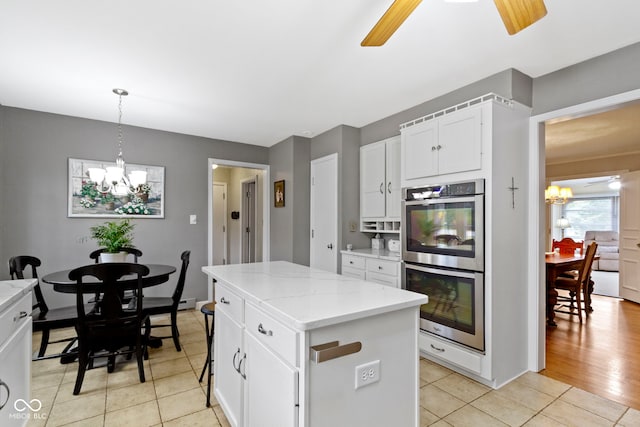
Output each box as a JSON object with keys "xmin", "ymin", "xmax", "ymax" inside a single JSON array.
[{"xmin": 1, "ymin": 1, "xmax": 640, "ymax": 147}]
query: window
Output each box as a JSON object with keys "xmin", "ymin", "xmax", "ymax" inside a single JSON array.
[{"xmin": 562, "ymin": 196, "xmax": 619, "ymax": 240}]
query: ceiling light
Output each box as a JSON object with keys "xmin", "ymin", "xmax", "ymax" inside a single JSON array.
[
  {"xmin": 545, "ymin": 185, "xmax": 573, "ymax": 204},
  {"xmin": 608, "ymin": 181, "xmax": 621, "ymax": 190},
  {"xmin": 87, "ymin": 89, "xmax": 147, "ymax": 197}
]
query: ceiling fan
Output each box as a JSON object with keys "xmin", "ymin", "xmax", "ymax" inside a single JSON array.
[{"xmin": 361, "ymin": 0, "xmax": 548, "ymax": 47}]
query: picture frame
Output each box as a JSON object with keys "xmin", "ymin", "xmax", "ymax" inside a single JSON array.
[
  {"xmin": 68, "ymin": 157, "xmax": 165, "ymax": 218},
  {"xmin": 274, "ymin": 180, "xmax": 285, "ymax": 208}
]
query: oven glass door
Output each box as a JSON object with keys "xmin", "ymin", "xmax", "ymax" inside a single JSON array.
[
  {"xmin": 404, "ymin": 263, "xmax": 484, "ymax": 352},
  {"xmin": 402, "ymin": 195, "xmax": 483, "ymax": 271}
]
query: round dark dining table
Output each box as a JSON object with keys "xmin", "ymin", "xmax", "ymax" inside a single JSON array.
[{"xmin": 41, "ymin": 264, "xmax": 177, "ymax": 293}]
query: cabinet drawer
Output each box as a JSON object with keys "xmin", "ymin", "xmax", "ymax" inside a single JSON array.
[
  {"xmin": 419, "ymin": 332, "xmax": 482, "ymax": 374},
  {"xmin": 342, "ymin": 266, "xmax": 366, "ymax": 280},
  {"xmin": 366, "ymin": 271, "xmax": 399, "ymax": 288},
  {"xmin": 365, "ymin": 258, "xmax": 398, "ymax": 277},
  {"xmin": 245, "ymin": 302, "xmax": 298, "ymax": 367},
  {"xmin": 342, "ymin": 254, "xmax": 365, "ymax": 270},
  {"xmin": 0, "ymin": 292, "xmax": 31, "ymax": 346},
  {"xmin": 215, "ymin": 283, "xmax": 244, "ymax": 324}
]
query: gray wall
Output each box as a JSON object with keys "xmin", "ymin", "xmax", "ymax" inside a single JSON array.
[
  {"xmin": 533, "ymin": 42, "xmax": 640, "ymax": 115},
  {"xmin": 0, "ymin": 107, "xmax": 268, "ymax": 307},
  {"xmin": 268, "ymin": 135, "xmax": 311, "ymax": 265}
]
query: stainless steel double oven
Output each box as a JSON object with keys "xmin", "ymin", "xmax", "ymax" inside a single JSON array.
[{"xmin": 401, "ymin": 179, "xmax": 485, "ymax": 352}]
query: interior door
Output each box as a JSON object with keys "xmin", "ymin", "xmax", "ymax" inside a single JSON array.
[
  {"xmin": 310, "ymin": 154, "xmax": 338, "ymax": 273},
  {"xmin": 619, "ymin": 170, "xmax": 640, "ymax": 303},
  {"xmin": 213, "ymin": 182, "xmax": 228, "ymax": 265}
]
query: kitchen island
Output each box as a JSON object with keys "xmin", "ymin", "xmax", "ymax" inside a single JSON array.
[{"xmin": 202, "ymin": 261, "xmax": 427, "ymax": 427}]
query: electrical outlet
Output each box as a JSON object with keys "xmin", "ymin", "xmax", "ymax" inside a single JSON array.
[
  {"xmin": 355, "ymin": 360, "xmax": 380, "ymax": 390},
  {"xmin": 349, "ymin": 221, "xmax": 358, "ymax": 232}
]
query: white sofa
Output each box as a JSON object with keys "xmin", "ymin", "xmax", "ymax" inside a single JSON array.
[{"xmin": 584, "ymin": 230, "xmax": 619, "ymax": 271}]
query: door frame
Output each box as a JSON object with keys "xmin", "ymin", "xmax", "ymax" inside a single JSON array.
[
  {"xmin": 208, "ymin": 158, "xmax": 270, "ymax": 301},
  {"xmin": 526, "ymin": 88, "xmax": 640, "ymax": 372},
  {"xmin": 213, "ymin": 181, "xmax": 228, "ymax": 266},
  {"xmin": 240, "ymin": 176, "xmax": 257, "ymax": 263}
]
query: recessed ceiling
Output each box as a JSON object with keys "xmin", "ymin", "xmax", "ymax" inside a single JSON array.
[{"xmin": 1, "ymin": 1, "xmax": 640, "ymax": 147}]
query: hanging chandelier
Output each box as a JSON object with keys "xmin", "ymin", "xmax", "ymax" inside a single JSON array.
[
  {"xmin": 87, "ymin": 89, "xmax": 147, "ymax": 196},
  {"xmin": 545, "ymin": 185, "xmax": 572, "ymax": 204}
]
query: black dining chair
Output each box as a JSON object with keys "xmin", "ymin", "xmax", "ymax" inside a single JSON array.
[
  {"xmin": 89, "ymin": 247, "xmax": 143, "ymax": 304},
  {"xmin": 8, "ymin": 255, "xmax": 78, "ymax": 360},
  {"xmin": 89, "ymin": 247, "xmax": 143, "ymax": 263},
  {"xmin": 142, "ymin": 250, "xmax": 190, "ymax": 351},
  {"xmin": 68, "ymin": 262, "xmax": 150, "ymax": 395}
]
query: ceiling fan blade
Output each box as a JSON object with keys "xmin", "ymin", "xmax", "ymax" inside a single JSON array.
[
  {"xmin": 361, "ymin": 0, "xmax": 423, "ymax": 47},
  {"xmin": 493, "ymin": 0, "xmax": 547, "ymax": 35}
]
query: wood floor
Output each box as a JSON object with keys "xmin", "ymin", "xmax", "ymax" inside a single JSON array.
[{"xmin": 542, "ymin": 292, "xmax": 640, "ymax": 410}]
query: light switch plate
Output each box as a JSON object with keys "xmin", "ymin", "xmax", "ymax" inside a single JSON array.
[{"xmin": 189, "ymin": 214, "xmax": 197, "ymax": 225}]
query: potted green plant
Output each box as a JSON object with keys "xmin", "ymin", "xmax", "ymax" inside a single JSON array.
[{"xmin": 89, "ymin": 218, "xmax": 136, "ymax": 262}]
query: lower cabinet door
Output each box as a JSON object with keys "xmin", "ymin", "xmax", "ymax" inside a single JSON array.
[
  {"xmin": 214, "ymin": 309, "xmax": 244, "ymax": 427},
  {"xmin": 244, "ymin": 332, "xmax": 298, "ymax": 427}
]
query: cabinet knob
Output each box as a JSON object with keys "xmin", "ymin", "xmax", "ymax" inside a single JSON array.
[
  {"xmin": 431, "ymin": 146, "xmax": 437, "ymax": 151},
  {"xmin": 437, "ymin": 145, "xmax": 442, "ymax": 150},
  {"xmin": 378, "ymin": 266, "xmax": 383, "ymax": 270},
  {"xmin": 220, "ymin": 297, "xmax": 230, "ymax": 305}
]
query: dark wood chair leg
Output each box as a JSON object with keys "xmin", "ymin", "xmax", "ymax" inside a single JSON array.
[
  {"xmin": 171, "ymin": 311, "xmax": 181, "ymax": 351},
  {"xmin": 38, "ymin": 329, "xmax": 50, "ymax": 357},
  {"xmin": 74, "ymin": 353, "xmax": 89, "ymax": 395}
]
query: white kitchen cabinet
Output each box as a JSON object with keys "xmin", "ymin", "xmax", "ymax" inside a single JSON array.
[
  {"xmin": 214, "ymin": 286, "xmax": 245, "ymax": 427},
  {"xmin": 244, "ymin": 326, "xmax": 298, "ymax": 427},
  {"xmin": 360, "ymin": 136, "xmax": 401, "ymax": 233},
  {"xmin": 340, "ymin": 250, "xmax": 400, "ymax": 288},
  {"xmin": 0, "ymin": 280, "xmax": 35, "ymax": 427},
  {"xmin": 401, "ymin": 104, "xmax": 482, "ymax": 184}
]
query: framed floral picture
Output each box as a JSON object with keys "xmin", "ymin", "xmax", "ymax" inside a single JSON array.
[
  {"xmin": 68, "ymin": 158, "xmax": 165, "ymax": 218},
  {"xmin": 274, "ymin": 180, "xmax": 285, "ymax": 207}
]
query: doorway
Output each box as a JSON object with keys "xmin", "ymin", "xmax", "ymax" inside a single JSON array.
[
  {"xmin": 527, "ymin": 88, "xmax": 640, "ymax": 372},
  {"xmin": 207, "ymin": 158, "xmax": 270, "ymax": 301},
  {"xmin": 212, "ymin": 182, "xmax": 228, "ymax": 265}
]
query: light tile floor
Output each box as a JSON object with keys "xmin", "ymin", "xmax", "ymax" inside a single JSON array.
[{"xmin": 28, "ymin": 309, "xmax": 640, "ymax": 426}]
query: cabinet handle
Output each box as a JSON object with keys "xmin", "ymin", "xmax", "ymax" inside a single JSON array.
[
  {"xmin": 0, "ymin": 380, "xmax": 9, "ymax": 410},
  {"xmin": 437, "ymin": 145, "xmax": 442, "ymax": 150},
  {"xmin": 378, "ymin": 266, "xmax": 383, "ymax": 270},
  {"xmin": 387, "ymin": 182, "xmax": 392, "ymax": 194},
  {"xmin": 257, "ymin": 323, "xmax": 273, "ymax": 336},
  {"xmin": 379, "ymin": 183, "xmax": 384, "ymax": 194},
  {"xmin": 238, "ymin": 354, "xmax": 247, "ymax": 379},
  {"xmin": 13, "ymin": 311, "xmax": 28, "ymax": 322},
  {"xmin": 431, "ymin": 146, "xmax": 437, "ymax": 151},
  {"xmin": 232, "ymin": 348, "xmax": 240, "ymax": 371},
  {"xmin": 430, "ymin": 344, "xmax": 445, "ymax": 353},
  {"xmin": 349, "ymin": 261, "xmax": 353, "ymax": 264},
  {"xmin": 310, "ymin": 340, "xmax": 362, "ymax": 363},
  {"xmin": 220, "ymin": 297, "xmax": 230, "ymax": 305}
]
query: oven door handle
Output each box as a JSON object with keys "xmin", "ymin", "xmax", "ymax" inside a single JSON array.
[{"xmin": 403, "ymin": 195, "xmax": 478, "ymax": 206}]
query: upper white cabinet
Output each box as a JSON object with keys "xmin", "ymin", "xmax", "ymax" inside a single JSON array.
[
  {"xmin": 402, "ymin": 104, "xmax": 482, "ymax": 184},
  {"xmin": 360, "ymin": 136, "xmax": 401, "ymax": 232}
]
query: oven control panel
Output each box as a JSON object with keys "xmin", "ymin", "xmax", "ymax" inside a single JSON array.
[{"xmin": 405, "ymin": 178, "xmax": 484, "ymax": 200}]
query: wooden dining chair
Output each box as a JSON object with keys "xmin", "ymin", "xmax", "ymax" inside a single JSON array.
[
  {"xmin": 552, "ymin": 238, "xmax": 584, "ymax": 255},
  {"xmin": 553, "ymin": 242, "xmax": 598, "ymax": 323},
  {"xmin": 142, "ymin": 250, "xmax": 190, "ymax": 351},
  {"xmin": 8, "ymin": 255, "xmax": 79, "ymax": 360},
  {"xmin": 68, "ymin": 262, "xmax": 150, "ymax": 395}
]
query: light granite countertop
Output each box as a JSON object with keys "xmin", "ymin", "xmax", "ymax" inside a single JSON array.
[
  {"xmin": 0, "ymin": 279, "xmax": 36, "ymax": 313},
  {"xmin": 202, "ymin": 261, "xmax": 425, "ymax": 331}
]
